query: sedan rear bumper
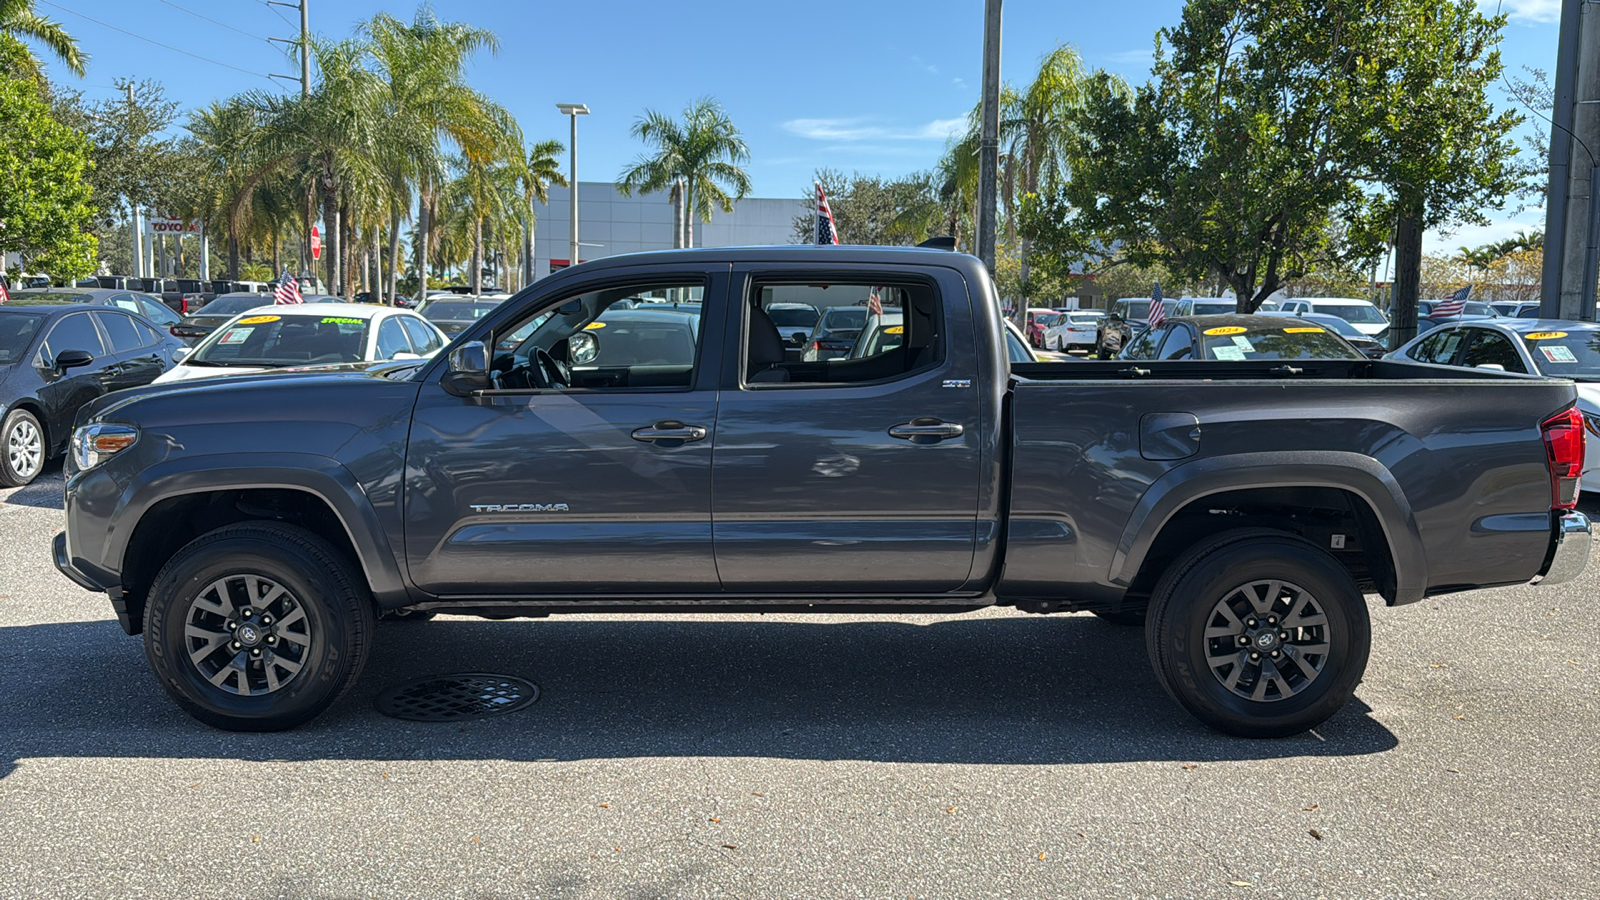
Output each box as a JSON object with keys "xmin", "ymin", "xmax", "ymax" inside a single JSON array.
[{"xmin": 1536, "ymin": 511, "xmax": 1591, "ymax": 587}]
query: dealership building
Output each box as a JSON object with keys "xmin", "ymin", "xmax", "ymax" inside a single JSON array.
[{"xmin": 528, "ymin": 182, "xmax": 804, "ymax": 279}]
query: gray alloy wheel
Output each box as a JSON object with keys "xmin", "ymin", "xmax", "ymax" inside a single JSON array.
[
  {"xmin": 183, "ymin": 574, "xmax": 315, "ymax": 696},
  {"xmin": 1202, "ymin": 579, "xmax": 1330, "ymax": 702},
  {"xmin": 1, "ymin": 409, "xmax": 43, "ymax": 486}
]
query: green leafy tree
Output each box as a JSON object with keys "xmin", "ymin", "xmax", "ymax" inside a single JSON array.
[
  {"xmin": 617, "ymin": 97, "xmax": 751, "ymax": 248},
  {"xmin": 0, "ymin": 56, "xmax": 97, "ymax": 278},
  {"xmin": 0, "ymin": 0, "xmax": 85, "ymax": 77},
  {"xmin": 789, "ymin": 169, "xmax": 941, "ymax": 246},
  {"xmin": 512, "ymin": 137, "xmax": 565, "ymax": 288}
]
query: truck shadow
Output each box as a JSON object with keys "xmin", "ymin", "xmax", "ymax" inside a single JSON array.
[
  {"xmin": 0, "ymin": 465, "xmax": 63, "ymax": 511},
  {"xmin": 0, "ymin": 614, "xmax": 1397, "ymax": 779}
]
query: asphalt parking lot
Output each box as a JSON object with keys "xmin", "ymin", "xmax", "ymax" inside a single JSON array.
[{"xmin": 2, "ymin": 463, "xmax": 1597, "ymax": 899}]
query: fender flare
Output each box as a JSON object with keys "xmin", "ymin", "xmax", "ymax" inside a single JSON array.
[
  {"xmin": 1110, "ymin": 451, "xmax": 1426, "ymax": 604},
  {"xmin": 110, "ymin": 452, "xmax": 410, "ymax": 605}
]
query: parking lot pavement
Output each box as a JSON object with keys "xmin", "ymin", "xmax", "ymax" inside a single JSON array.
[{"xmin": 3, "ymin": 464, "xmax": 1598, "ymax": 898}]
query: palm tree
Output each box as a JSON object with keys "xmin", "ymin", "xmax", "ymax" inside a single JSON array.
[
  {"xmin": 186, "ymin": 98, "xmax": 265, "ymax": 280},
  {"xmin": 513, "ymin": 138, "xmax": 565, "ymax": 287},
  {"xmin": 617, "ymin": 97, "xmax": 751, "ymax": 248},
  {"xmin": 362, "ymin": 5, "xmax": 503, "ymax": 300},
  {"xmin": 0, "ymin": 0, "xmax": 86, "ymax": 76}
]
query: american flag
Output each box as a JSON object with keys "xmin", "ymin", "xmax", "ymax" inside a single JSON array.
[
  {"xmin": 0, "ymin": 277, "xmax": 9, "ymax": 304},
  {"xmin": 273, "ymin": 272, "xmax": 302, "ymax": 305},
  {"xmin": 815, "ymin": 181, "xmax": 840, "ymax": 245},
  {"xmin": 1146, "ymin": 281, "xmax": 1166, "ymax": 327},
  {"xmin": 867, "ymin": 286, "xmax": 883, "ymax": 316},
  {"xmin": 1430, "ymin": 284, "xmax": 1472, "ymax": 318}
]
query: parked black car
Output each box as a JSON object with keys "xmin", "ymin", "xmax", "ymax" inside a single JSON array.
[
  {"xmin": 170, "ymin": 293, "xmax": 280, "ymax": 342},
  {"xmin": 0, "ymin": 298, "xmax": 182, "ymax": 486},
  {"xmin": 419, "ymin": 298, "xmax": 504, "ymax": 336},
  {"xmin": 9, "ymin": 287, "xmax": 183, "ymax": 335},
  {"xmin": 800, "ymin": 305, "xmax": 870, "ymax": 361},
  {"xmin": 1121, "ymin": 314, "xmax": 1366, "ymax": 362}
]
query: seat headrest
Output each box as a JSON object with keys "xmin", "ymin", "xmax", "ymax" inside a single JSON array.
[{"xmin": 748, "ymin": 306, "xmax": 786, "ymax": 367}]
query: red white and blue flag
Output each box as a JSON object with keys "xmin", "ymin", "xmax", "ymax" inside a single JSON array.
[
  {"xmin": 0, "ymin": 277, "xmax": 9, "ymax": 304},
  {"xmin": 868, "ymin": 287, "xmax": 883, "ymax": 316},
  {"xmin": 273, "ymin": 272, "xmax": 302, "ymax": 305},
  {"xmin": 815, "ymin": 181, "xmax": 840, "ymax": 245},
  {"xmin": 1430, "ymin": 284, "xmax": 1472, "ymax": 318},
  {"xmin": 1146, "ymin": 281, "xmax": 1166, "ymax": 327}
]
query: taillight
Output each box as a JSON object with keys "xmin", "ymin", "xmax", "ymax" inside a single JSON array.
[{"xmin": 1540, "ymin": 406, "xmax": 1585, "ymax": 511}]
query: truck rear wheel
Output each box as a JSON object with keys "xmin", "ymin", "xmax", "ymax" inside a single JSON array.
[
  {"xmin": 1144, "ymin": 529, "xmax": 1370, "ymax": 738},
  {"xmin": 143, "ymin": 522, "xmax": 375, "ymax": 731}
]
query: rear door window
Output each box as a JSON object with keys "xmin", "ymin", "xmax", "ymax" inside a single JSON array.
[
  {"xmin": 1155, "ymin": 325, "xmax": 1194, "ymax": 359},
  {"xmin": 1460, "ymin": 330, "xmax": 1527, "ymax": 373},
  {"xmin": 376, "ymin": 317, "xmax": 413, "ymax": 359},
  {"xmin": 40, "ymin": 312, "xmax": 106, "ymax": 362},
  {"xmin": 399, "ymin": 316, "xmax": 443, "ymax": 355},
  {"xmin": 94, "ymin": 310, "xmax": 150, "ymax": 353}
]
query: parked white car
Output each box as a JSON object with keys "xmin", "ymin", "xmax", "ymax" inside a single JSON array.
[
  {"xmin": 1042, "ymin": 310, "xmax": 1105, "ymax": 351},
  {"xmin": 1271, "ymin": 297, "xmax": 1389, "ymax": 336},
  {"xmin": 154, "ymin": 303, "xmax": 447, "ymax": 383}
]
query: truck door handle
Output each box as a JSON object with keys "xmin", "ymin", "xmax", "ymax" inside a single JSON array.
[
  {"xmin": 631, "ymin": 421, "xmax": 707, "ymax": 444},
  {"xmin": 888, "ymin": 418, "xmax": 964, "ymax": 444}
]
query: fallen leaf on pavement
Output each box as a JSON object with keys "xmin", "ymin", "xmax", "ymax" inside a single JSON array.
[
  {"xmin": 722, "ymin": 844, "xmax": 737, "ymax": 850},
  {"xmin": 1182, "ymin": 764, "xmax": 1198, "ymax": 770},
  {"xmin": 947, "ymin": 807, "xmax": 957, "ymax": 813},
  {"xmin": 1038, "ymin": 852, "xmax": 1047, "ymax": 860},
  {"xmin": 1303, "ymin": 805, "xmax": 1319, "ymax": 811},
  {"xmin": 1309, "ymin": 829, "xmax": 1323, "ymax": 840},
  {"xmin": 600, "ymin": 803, "xmax": 610, "ymax": 808},
  {"xmin": 1229, "ymin": 881, "xmax": 1252, "ymax": 887},
  {"xmin": 709, "ymin": 817, "xmax": 720, "ymax": 823}
]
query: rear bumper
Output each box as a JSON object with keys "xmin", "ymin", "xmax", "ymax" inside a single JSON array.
[{"xmin": 1536, "ymin": 512, "xmax": 1591, "ymax": 587}]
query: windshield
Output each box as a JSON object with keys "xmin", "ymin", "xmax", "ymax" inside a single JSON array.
[
  {"xmin": 1067, "ymin": 314, "xmax": 1101, "ymax": 326},
  {"xmin": 422, "ymin": 300, "xmax": 499, "ymax": 321},
  {"xmin": 1005, "ymin": 328, "xmax": 1033, "ymax": 363},
  {"xmin": 1117, "ymin": 300, "xmax": 1152, "ymax": 319},
  {"xmin": 195, "ymin": 295, "xmax": 272, "ymax": 317},
  {"xmin": 1198, "ymin": 325, "xmax": 1361, "ymax": 361},
  {"xmin": 1190, "ymin": 301, "xmax": 1235, "ymax": 316},
  {"xmin": 1522, "ymin": 330, "xmax": 1600, "ymax": 378},
  {"xmin": 818, "ymin": 307, "xmax": 868, "ymax": 331},
  {"xmin": 187, "ymin": 313, "xmax": 370, "ymax": 367},
  {"xmin": 1316, "ymin": 303, "xmax": 1387, "ymax": 324},
  {"xmin": 767, "ymin": 306, "xmax": 819, "ymax": 329},
  {"xmin": 583, "ymin": 313, "xmax": 700, "ymax": 367},
  {"xmin": 0, "ymin": 314, "xmax": 44, "ymax": 364}
]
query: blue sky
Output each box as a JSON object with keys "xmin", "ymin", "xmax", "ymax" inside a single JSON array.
[{"xmin": 36, "ymin": 0, "xmax": 1563, "ymax": 252}]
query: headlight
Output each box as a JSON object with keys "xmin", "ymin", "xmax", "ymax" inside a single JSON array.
[{"xmin": 72, "ymin": 423, "xmax": 138, "ymax": 470}]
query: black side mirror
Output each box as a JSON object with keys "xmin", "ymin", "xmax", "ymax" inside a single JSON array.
[
  {"xmin": 791, "ymin": 332, "xmax": 807, "ymax": 345},
  {"xmin": 441, "ymin": 340, "xmax": 490, "ymax": 396},
  {"xmin": 54, "ymin": 349, "xmax": 94, "ymax": 371}
]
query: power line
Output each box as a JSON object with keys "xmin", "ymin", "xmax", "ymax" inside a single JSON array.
[
  {"xmin": 36, "ymin": 1, "xmax": 276, "ymax": 82},
  {"xmin": 257, "ymin": 0, "xmax": 294, "ymax": 29},
  {"xmin": 157, "ymin": 0, "xmax": 269, "ymax": 43}
]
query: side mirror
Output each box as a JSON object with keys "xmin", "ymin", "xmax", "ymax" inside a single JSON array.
[
  {"xmin": 1475, "ymin": 363, "xmax": 1506, "ymax": 371},
  {"xmin": 54, "ymin": 349, "xmax": 94, "ymax": 371},
  {"xmin": 441, "ymin": 340, "xmax": 490, "ymax": 396},
  {"xmin": 171, "ymin": 347, "xmax": 191, "ymax": 364},
  {"xmin": 568, "ymin": 331, "xmax": 598, "ymax": 365},
  {"xmin": 392, "ymin": 351, "xmax": 422, "ymax": 361},
  {"xmin": 791, "ymin": 332, "xmax": 808, "ymax": 345}
]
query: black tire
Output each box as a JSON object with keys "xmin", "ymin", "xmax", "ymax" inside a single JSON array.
[
  {"xmin": 1144, "ymin": 529, "xmax": 1370, "ymax": 738},
  {"xmin": 143, "ymin": 522, "xmax": 375, "ymax": 731},
  {"xmin": 0, "ymin": 408, "xmax": 45, "ymax": 487},
  {"xmin": 1092, "ymin": 608, "xmax": 1147, "ymax": 627}
]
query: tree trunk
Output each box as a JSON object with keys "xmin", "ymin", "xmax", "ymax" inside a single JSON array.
[
  {"xmin": 471, "ymin": 215, "xmax": 483, "ymax": 295},
  {"xmin": 320, "ymin": 165, "xmax": 339, "ymax": 295},
  {"xmin": 684, "ymin": 181, "xmax": 694, "ymax": 249},
  {"xmin": 271, "ymin": 232, "xmax": 281, "ymax": 277},
  {"xmin": 523, "ymin": 208, "xmax": 535, "ymax": 287},
  {"xmin": 1390, "ymin": 207, "xmax": 1425, "ymax": 352},
  {"xmin": 416, "ymin": 188, "xmax": 431, "ymax": 302},
  {"xmin": 227, "ymin": 228, "xmax": 240, "ymax": 280},
  {"xmin": 387, "ymin": 208, "xmax": 401, "ymax": 304},
  {"xmin": 339, "ymin": 199, "xmax": 354, "ymax": 301},
  {"xmin": 370, "ymin": 226, "xmax": 382, "ymax": 301},
  {"xmin": 671, "ymin": 180, "xmax": 684, "ymax": 250}
]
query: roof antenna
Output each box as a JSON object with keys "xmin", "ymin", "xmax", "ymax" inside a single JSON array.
[{"xmin": 917, "ymin": 236, "xmax": 957, "ymax": 251}]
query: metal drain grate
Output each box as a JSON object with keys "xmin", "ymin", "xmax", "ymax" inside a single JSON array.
[{"xmin": 375, "ymin": 673, "xmax": 540, "ymax": 721}]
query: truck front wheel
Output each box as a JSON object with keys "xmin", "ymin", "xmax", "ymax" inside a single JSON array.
[
  {"xmin": 1144, "ymin": 529, "xmax": 1370, "ymax": 738},
  {"xmin": 143, "ymin": 522, "xmax": 375, "ymax": 731}
]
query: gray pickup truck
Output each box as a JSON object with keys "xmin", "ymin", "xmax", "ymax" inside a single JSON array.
[{"xmin": 55, "ymin": 247, "xmax": 1591, "ymax": 737}]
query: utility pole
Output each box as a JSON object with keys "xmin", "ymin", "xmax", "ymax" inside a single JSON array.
[
  {"xmin": 1544, "ymin": 0, "xmax": 1600, "ymax": 320},
  {"xmin": 976, "ymin": 0, "xmax": 1002, "ymax": 288},
  {"xmin": 126, "ymin": 83, "xmax": 144, "ymax": 280},
  {"xmin": 270, "ymin": 0, "xmax": 312, "ymax": 284}
]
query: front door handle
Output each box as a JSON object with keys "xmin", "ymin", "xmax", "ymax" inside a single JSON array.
[
  {"xmin": 631, "ymin": 421, "xmax": 708, "ymax": 445},
  {"xmin": 888, "ymin": 418, "xmax": 965, "ymax": 445}
]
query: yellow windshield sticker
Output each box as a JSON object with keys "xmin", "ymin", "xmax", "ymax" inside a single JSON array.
[
  {"xmin": 1283, "ymin": 326, "xmax": 1325, "ymax": 334},
  {"xmin": 237, "ymin": 315, "xmax": 279, "ymax": 324},
  {"xmin": 319, "ymin": 316, "xmax": 361, "ymax": 325},
  {"xmin": 584, "ymin": 322, "xmax": 606, "ymax": 330},
  {"xmin": 883, "ymin": 325, "xmax": 904, "ymax": 334},
  {"xmin": 1204, "ymin": 326, "xmax": 1248, "ymax": 336},
  {"xmin": 1524, "ymin": 331, "xmax": 1567, "ymax": 340}
]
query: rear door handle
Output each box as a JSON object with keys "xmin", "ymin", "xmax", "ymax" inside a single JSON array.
[
  {"xmin": 888, "ymin": 418, "xmax": 965, "ymax": 444},
  {"xmin": 631, "ymin": 421, "xmax": 708, "ymax": 445}
]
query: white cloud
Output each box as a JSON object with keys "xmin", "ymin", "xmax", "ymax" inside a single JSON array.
[
  {"xmin": 782, "ymin": 117, "xmax": 966, "ymax": 142},
  {"xmin": 1421, "ymin": 212, "xmax": 1545, "ymax": 256},
  {"xmin": 1483, "ymin": 0, "xmax": 1561, "ymax": 23},
  {"xmin": 952, "ymin": 77, "xmax": 969, "ymax": 89},
  {"xmin": 1104, "ymin": 49, "xmax": 1154, "ymax": 66}
]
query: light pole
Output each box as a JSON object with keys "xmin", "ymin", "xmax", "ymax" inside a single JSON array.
[{"xmin": 556, "ymin": 103, "xmax": 589, "ymax": 269}]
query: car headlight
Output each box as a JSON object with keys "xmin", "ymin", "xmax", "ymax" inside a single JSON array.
[{"xmin": 72, "ymin": 423, "xmax": 138, "ymax": 470}]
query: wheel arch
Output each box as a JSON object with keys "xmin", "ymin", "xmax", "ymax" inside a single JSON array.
[{"xmin": 1113, "ymin": 452, "xmax": 1424, "ymax": 606}]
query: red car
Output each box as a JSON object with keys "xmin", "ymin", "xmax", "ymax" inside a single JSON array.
[{"xmin": 1024, "ymin": 309, "xmax": 1064, "ymax": 348}]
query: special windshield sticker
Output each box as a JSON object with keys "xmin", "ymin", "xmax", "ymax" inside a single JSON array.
[
  {"xmin": 584, "ymin": 322, "xmax": 607, "ymax": 330},
  {"xmin": 1541, "ymin": 345, "xmax": 1578, "ymax": 363},
  {"xmin": 1283, "ymin": 326, "xmax": 1325, "ymax": 334},
  {"xmin": 1204, "ymin": 326, "xmax": 1248, "ymax": 336},
  {"xmin": 1212, "ymin": 346, "xmax": 1247, "ymax": 361},
  {"xmin": 884, "ymin": 325, "xmax": 904, "ymax": 334},
  {"xmin": 217, "ymin": 327, "xmax": 251, "ymax": 345},
  {"xmin": 237, "ymin": 315, "xmax": 279, "ymax": 324},
  {"xmin": 1525, "ymin": 331, "xmax": 1568, "ymax": 340},
  {"xmin": 319, "ymin": 316, "xmax": 361, "ymax": 325}
]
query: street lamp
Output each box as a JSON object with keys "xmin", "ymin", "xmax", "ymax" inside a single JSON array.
[{"xmin": 556, "ymin": 103, "xmax": 589, "ymax": 269}]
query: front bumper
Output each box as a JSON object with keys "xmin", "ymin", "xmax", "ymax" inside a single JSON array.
[{"xmin": 1536, "ymin": 511, "xmax": 1591, "ymax": 587}]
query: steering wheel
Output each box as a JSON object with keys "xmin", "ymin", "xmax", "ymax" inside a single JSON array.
[{"xmin": 532, "ymin": 348, "xmax": 570, "ymax": 389}]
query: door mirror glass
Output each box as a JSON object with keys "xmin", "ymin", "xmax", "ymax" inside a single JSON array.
[
  {"xmin": 172, "ymin": 346, "xmax": 191, "ymax": 363},
  {"xmin": 568, "ymin": 331, "xmax": 598, "ymax": 365},
  {"xmin": 448, "ymin": 340, "xmax": 487, "ymax": 375},
  {"xmin": 54, "ymin": 349, "xmax": 94, "ymax": 371}
]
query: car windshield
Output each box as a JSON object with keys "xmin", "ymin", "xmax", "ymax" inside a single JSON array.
[
  {"xmin": 818, "ymin": 307, "xmax": 868, "ymax": 331},
  {"xmin": 422, "ymin": 300, "xmax": 499, "ymax": 321},
  {"xmin": 0, "ymin": 314, "xmax": 44, "ymax": 364},
  {"xmin": 1317, "ymin": 304, "xmax": 1387, "ymax": 324},
  {"xmin": 187, "ymin": 313, "xmax": 369, "ymax": 367},
  {"xmin": 195, "ymin": 295, "xmax": 272, "ymax": 317},
  {"xmin": 1198, "ymin": 325, "xmax": 1361, "ymax": 361},
  {"xmin": 1521, "ymin": 330, "xmax": 1600, "ymax": 378},
  {"xmin": 1005, "ymin": 328, "xmax": 1033, "ymax": 362},
  {"xmin": 585, "ymin": 313, "xmax": 700, "ymax": 367},
  {"xmin": 1118, "ymin": 301, "xmax": 1152, "ymax": 319},
  {"xmin": 1190, "ymin": 301, "xmax": 1235, "ymax": 316},
  {"xmin": 1068, "ymin": 314, "xmax": 1101, "ymax": 326},
  {"xmin": 767, "ymin": 306, "xmax": 819, "ymax": 329}
]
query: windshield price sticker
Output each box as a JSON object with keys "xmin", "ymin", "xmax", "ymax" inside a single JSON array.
[
  {"xmin": 1231, "ymin": 335, "xmax": 1255, "ymax": 350},
  {"xmin": 1212, "ymin": 346, "xmax": 1247, "ymax": 361},
  {"xmin": 884, "ymin": 325, "xmax": 905, "ymax": 334},
  {"xmin": 1541, "ymin": 345, "xmax": 1577, "ymax": 363},
  {"xmin": 584, "ymin": 322, "xmax": 606, "ymax": 330},
  {"xmin": 1284, "ymin": 326, "xmax": 1325, "ymax": 334},
  {"xmin": 1205, "ymin": 326, "xmax": 1248, "ymax": 336},
  {"xmin": 217, "ymin": 328, "xmax": 251, "ymax": 345},
  {"xmin": 1525, "ymin": 331, "xmax": 1568, "ymax": 340},
  {"xmin": 237, "ymin": 315, "xmax": 279, "ymax": 324},
  {"xmin": 319, "ymin": 317, "xmax": 362, "ymax": 325}
]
